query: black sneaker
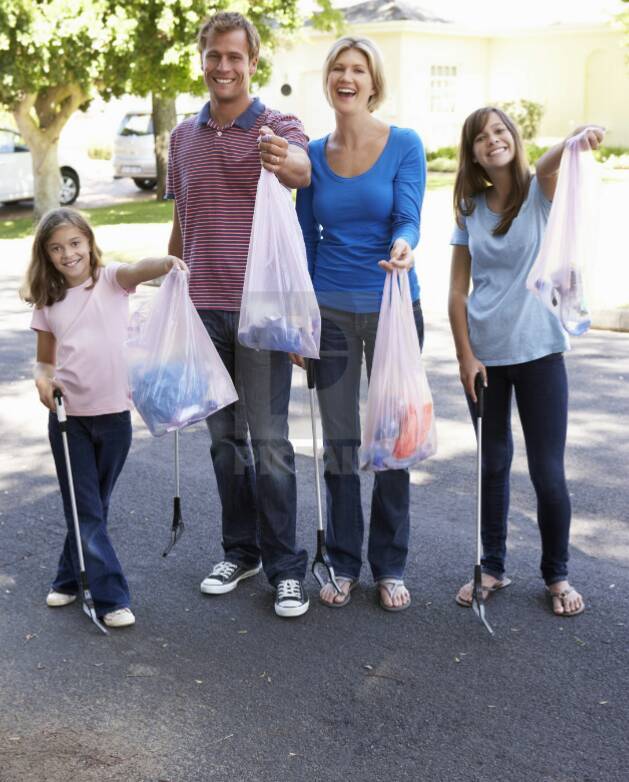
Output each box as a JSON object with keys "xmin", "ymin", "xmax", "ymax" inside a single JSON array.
[
  {"xmin": 200, "ymin": 560, "xmax": 262, "ymax": 595},
  {"xmin": 274, "ymin": 579, "xmax": 309, "ymax": 618}
]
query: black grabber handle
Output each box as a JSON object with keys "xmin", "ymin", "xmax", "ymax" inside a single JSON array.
[
  {"xmin": 474, "ymin": 373, "xmax": 485, "ymax": 418},
  {"xmin": 53, "ymin": 389, "xmax": 67, "ymax": 430},
  {"xmin": 306, "ymin": 358, "xmax": 316, "ymax": 390}
]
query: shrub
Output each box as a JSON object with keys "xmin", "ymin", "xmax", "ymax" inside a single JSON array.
[
  {"xmin": 88, "ymin": 145, "xmax": 112, "ymax": 160},
  {"xmin": 525, "ymin": 142, "xmax": 549, "ymax": 165},
  {"xmin": 427, "ymin": 156, "xmax": 458, "ymax": 173},
  {"xmin": 496, "ymin": 100, "xmax": 544, "ymax": 141},
  {"xmin": 425, "ymin": 146, "xmax": 458, "ymax": 162}
]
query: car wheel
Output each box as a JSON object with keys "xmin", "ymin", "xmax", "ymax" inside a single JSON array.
[
  {"xmin": 59, "ymin": 167, "xmax": 80, "ymax": 205},
  {"xmin": 133, "ymin": 177, "xmax": 157, "ymax": 191}
]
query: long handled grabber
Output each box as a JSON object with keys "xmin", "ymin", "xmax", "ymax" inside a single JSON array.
[
  {"xmin": 162, "ymin": 430, "xmax": 184, "ymax": 557},
  {"xmin": 306, "ymin": 359, "xmax": 341, "ymax": 594},
  {"xmin": 471, "ymin": 374, "xmax": 494, "ymax": 636},
  {"xmin": 53, "ymin": 390, "xmax": 109, "ymax": 635}
]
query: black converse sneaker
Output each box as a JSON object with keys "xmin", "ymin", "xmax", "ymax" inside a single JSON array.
[
  {"xmin": 274, "ymin": 579, "xmax": 309, "ymax": 618},
  {"xmin": 200, "ymin": 560, "xmax": 262, "ymax": 595}
]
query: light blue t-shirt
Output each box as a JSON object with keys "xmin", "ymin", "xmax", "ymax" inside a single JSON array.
[
  {"xmin": 450, "ymin": 176, "xmax": 569, "ymax": 366},
  {"xmin": 296, "ymin": 127, "xmax": 426, "ymax": 313}
]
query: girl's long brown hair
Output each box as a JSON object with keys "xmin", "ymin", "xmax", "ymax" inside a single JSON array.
[
  {"xmin": 20, "ymin": 208, "xmax": 103, "ymax": 308},
  {"xmin": 453, "ymin": 107, "xmax": 531, "ymax": 236}
]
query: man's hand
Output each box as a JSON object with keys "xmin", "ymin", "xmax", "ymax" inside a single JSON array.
[{"xmin": 258, "ymin": 125, "xmax": 289, "ymax": 174}]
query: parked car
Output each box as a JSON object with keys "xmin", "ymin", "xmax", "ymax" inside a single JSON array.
[
  {"xmin": 113, "ymin": 111, "xmax": 197, "ymax": 191},
  {"xmin": 0, "ymin": 128, "xmax": 80, "ymax": 205}
]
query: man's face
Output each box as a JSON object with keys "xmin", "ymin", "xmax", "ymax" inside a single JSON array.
[{"xmin": 201, "ymin": 29, "xmax": 257, "ymax": 105}]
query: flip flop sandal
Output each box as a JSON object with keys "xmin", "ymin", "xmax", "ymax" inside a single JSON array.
[
  {"xmin": 377, "ymin": 579, "xmax": 411, "ymax": 612},
  {"xmin": 455, "ymin": 576, "xmax": 512, "ymax": 607},
  {"xmin": 319, "ymin": 577, "xmax": 357, "ymax": 608},
  {"xmin": 547, "ymin": 586, "xmax": 585, "ymax": 617}
]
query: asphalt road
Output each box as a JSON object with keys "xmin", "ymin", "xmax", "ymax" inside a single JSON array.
[{"xmin": 1, "ymin": 258, "xmax": 628, "ymax": 781}]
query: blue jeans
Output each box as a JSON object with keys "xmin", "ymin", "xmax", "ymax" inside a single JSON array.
[
  {"xmin": 199, "ymin": 310, "xmax": 307, "ymax": 585},
  {"xmin": 468, "ymin": 353, "xmax": 571, "ymax": 585},
  {"xmin": 314, "ymin": 302, "xmax": 425, "ymax": 582},
  {"xmin": 48, "ymin": 411, "xmax": 132, "ymax": 615}
]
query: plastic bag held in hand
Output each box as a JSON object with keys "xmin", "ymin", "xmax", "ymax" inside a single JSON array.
[
  {"xmin": 238, "ymin": 168, "xmax": 321, "ymax": 358},
  {"xmin": 360, "ymin": 270, "xmax": 437, "ymax": 471},
  {"xmin": 127, "ymin": 268, "xmax": 238, "ymax": 436},
  {"xmin": 526, "ymin": 128, "xmax": 602, "ymax": 336}
]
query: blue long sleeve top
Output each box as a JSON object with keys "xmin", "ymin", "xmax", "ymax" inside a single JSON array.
[{"xmin": 296, "ymin": 126, "xmax": 426, "ymax": 313}]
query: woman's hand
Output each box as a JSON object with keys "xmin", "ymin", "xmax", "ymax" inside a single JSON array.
[
  {"xmin": 458, "ymin": 354, "xmax": 487, "ymax": 402},
  {"xmin": 164, "ymin": 256, "xmax": 188, "ymax": 274},
  {"xmin": 378, "ymin": 238, "xmax": 414, "ymax": 272},
  {"xmin": 570, "ymin": 125, "xmax": 605, "ymax": 150},
  {"xmin": 258, "ymin": 125, "xmax": 289, "ymax": 174},
  {"xmin": 288, "ymin": 353, "xmax": 305, "ymax": 369}
]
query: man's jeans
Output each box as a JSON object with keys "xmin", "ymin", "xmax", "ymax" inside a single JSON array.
[
  {"xmin": 466, "ymin": 352, "xmax": 571, "ymax": 585},
  {"xmin": 48, "ymin": 411, "xmax": 132, "ymax": 615},
  {"xmin": 313, "ymin": 301, "xmax": 424, "ymax": 582},
  {"xmin": 199, "ymin": 310, "xmax": 307, "ymax": 585}
]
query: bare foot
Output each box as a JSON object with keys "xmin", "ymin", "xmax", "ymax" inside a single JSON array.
[
  {"xmin": 319, "ymin": 578, "xmax": 355, "ymax": 607},
  {"xmin": 548, "ymin": 581, "xmax": 585, "ymax": 616},
  {"xmin": 455, "ymin": 575, "xmax": 511, "ymax": 607}
]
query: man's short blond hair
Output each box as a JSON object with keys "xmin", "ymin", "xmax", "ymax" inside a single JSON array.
[
  {"xmin": 322, "ymin": 36, "xmax": 386, "ymax": 112},
  {"xmin": 197, "ymin": 11, "xmax": 261, "ymax": 61}
]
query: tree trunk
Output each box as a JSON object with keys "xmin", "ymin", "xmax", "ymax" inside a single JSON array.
[
  {"xmin": 152, "ymin": 94, "xmax": 177, "ymax": 201},
  {"xmin": 28, "ymin": 139, "xmax": 62, "ymax": 222}
]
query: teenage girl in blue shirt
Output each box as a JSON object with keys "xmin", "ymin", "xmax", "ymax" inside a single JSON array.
[
  {"xmin": 296, "ymin": 36, "xmax": 426, "ymax": 611},
  {"xmin": 448, "ymin": 107, "xmax": 604, "ymax": 617}
]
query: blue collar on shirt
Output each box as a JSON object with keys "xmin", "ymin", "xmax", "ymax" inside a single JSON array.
[{"xmin": 196, "ymin": 97, "xmax": 265, "ymax": 130}]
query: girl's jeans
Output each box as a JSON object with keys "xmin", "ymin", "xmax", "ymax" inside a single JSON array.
[
  {"xmin": 468, "ymin": 352, "xmax": 571, "ymax": 585},
  {"xmin": 48, "ymin": 411, "xmax": 132, "ymax": 614},
  {"xmin": 314, "ymin": 301, "xmax": 424, "ymax": 582}
]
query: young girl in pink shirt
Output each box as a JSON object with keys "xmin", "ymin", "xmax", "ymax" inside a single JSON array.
[{"xmin": 21, "ymin": 207, "xmax": 187, "ymax": 629}]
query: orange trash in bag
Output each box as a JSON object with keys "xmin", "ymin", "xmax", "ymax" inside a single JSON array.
[{"xmin": 393, "ymin": 402, "xmax": 433, "ymax": 459}]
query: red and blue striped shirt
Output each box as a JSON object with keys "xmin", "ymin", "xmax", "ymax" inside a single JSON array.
[{"xmin": 166, "ymin": 98, "xmax": 308, "ymax": 311}]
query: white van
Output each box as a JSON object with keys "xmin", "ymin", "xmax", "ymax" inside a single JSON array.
[{"xmin": 113, "ymin": 111, "xmax": 197, "ymax": 190}]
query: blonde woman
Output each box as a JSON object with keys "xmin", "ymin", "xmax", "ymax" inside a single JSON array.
[{"xmin": 296, "ymin": 37, "xmax": 426, "ymax": 611}]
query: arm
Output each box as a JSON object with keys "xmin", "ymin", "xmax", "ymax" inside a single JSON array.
[
  {"xmin": 116, "ymin": 254, "xmax": 188, "ymax": 289},
  {"xmin": 448, "ymin": 244, "xmax": 486, "ymax": 401},
  {"xmin": 34, "ymin": 330, "xmax": 60, "ymax": 412},
  {"xmin": 258, "ymin": 125, "xmax": 311, "ymax": 189},
  {"xmin": 295, "ymin": 183, "xmax": 320, "ymax": 279},
  {"xmin": 168, "ymin": 202, "xmax": 183, "ymax": 258},
  {"xmin": 536, "ymin": 125, "xmax": 605, "ymax": 201},
  {"xmin": 380, "ymin": 131, "xmax": 426, "ymax": 272}
]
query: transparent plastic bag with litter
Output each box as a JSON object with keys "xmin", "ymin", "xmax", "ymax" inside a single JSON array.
[
  {"xmin": 360, "ymin": 269, "xmax": 437, "ymax": 471},
  {"xmin": 238, "ymin": 168, "xmax": 321, "ymax": 358},
  {"xmin": 127, "ymin": 268, "xmax": 238, "ymax": 436},
  {"xmin": 526, "ymin": 128, "xmax": 602, "ymax": 336}
]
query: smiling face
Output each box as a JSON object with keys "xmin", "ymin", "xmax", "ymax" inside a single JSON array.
[
  {"xmin": 327, "ymin": 47, "xmax": 374, "ymax": 115},
  {"xmin": 45, "ymin": 224, "xmax": 92, "ymax": 287},
  {"xmin": 472, "ymin": 111, "xmax": 516, "ymax": 172},
  {"xmin": 201, "ymin": 28, "xmax": 257, "ymax": 107}
]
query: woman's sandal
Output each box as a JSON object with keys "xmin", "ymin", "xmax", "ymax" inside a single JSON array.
[
  {"xmin": 319, "ymin": 577, "xmax": 357, "ymax": 608},
  {"xmin": 546, "ymin": 585, "xmax": 585, "ymax": 617},
  {"xmin": 377, "ymin": 579, "xmax": 411, "ymax": 612},
  {"xmin": 455, "ymin": 576, "xmax": 512, "ymax": 607}
]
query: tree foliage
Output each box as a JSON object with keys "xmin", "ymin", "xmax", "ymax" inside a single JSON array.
[{"xmin": 496, "ymin": 99, "xmax": 544, "ymax": 141}]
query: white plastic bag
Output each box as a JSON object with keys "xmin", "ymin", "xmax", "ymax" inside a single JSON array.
[
  {"xmin": 127, "ymin": 269, "xmax": 238, "ymax": 436},
  {"xmin": 360, "ymin": 270, "xmax": 437, "ymax": 471},
  {"xmin": 238, "ymin": 168, "xmax": 321, "ymax": 358},
  {"xmin": 526, "ymin": 128, "xmax": 601, "ymax": 336}
]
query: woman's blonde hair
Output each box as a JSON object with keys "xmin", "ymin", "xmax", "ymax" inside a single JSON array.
[
  {"xmin": 21, "ymin": 207, "xmax": 103, "ymax": 308},
  {"xmin": 453, "ymin": 106, "xmax": 531, "ymax": 236},
  {"xmin": 322, "ymin": 36, "xmax": 386, "ymax": 113}
]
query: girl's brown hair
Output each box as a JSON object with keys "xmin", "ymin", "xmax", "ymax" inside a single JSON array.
[
  {"xmin": 20, "ymin": 208, "xmax": 103, "ymax": 308},
  {"xmin": 453, "ymin": 107, "xmax": 531, "ymax": 236}
]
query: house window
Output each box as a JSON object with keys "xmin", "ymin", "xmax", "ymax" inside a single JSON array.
[{"xmin": 430, "ymin": 65, "xmax": 457, "ymax": 113}]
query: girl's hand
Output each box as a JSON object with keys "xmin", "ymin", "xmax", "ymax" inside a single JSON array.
[
  {"xmin": 570, "ymin": 125, "xmax": 605, "ymax": 150},
  {"xmin": 459, "ymin": 354, "xmax": 487, "ymax": 402},
  {"xmin": 164, "ymin": 256, "xmax": 188, "ymax": 274},
  {"xmin": 289, "ymin": 353, "xmax": 305, "ymax": 369},
  {"xmin": 379, "ymin": 239, "xmax": 414, "ymax": 272},
  {"xmin": 35, "ymin": 376, "xmax": 64, "ymax": 413}
]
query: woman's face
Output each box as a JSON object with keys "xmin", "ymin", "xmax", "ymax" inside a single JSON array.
[
  {"xmin": 327, "ymin": 48, "xmax": 374, "ymax": 115},
  {"xmin": 472, "ymin": 111, "xmax": 516, "ymax": 173}
]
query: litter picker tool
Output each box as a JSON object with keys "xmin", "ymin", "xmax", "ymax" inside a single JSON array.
[
  {"xmin": 162, "ymin": 430, "xmax": 184, "ymax": 557},
  {"xmin": 471, "ymin": 374, "xmax": 494, "ymax": 636},
  {"xmin": 53, "ymin": 390, "xmax": 108, "ymax": 635},
  {"xmin": 306, "ymin": 359, "xmax": 341, "ymax": 594}
]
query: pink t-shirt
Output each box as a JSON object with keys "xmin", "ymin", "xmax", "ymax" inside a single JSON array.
[{"xmin": 31, "ymin": 263, "xmax": 134, "ymax": 416}]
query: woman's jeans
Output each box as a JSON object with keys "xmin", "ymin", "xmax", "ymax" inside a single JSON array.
[
  {"xmin": 199, "ymin": 310, "xmax": 307, "ymax": 586},
  {"xmin": 48, "ymin": 411, "xmax": 132, "ymax": 615},
  {"xmin": 468, "ymin": 353, "xmax": 571, "ymax": 585},
  {"xmin": 314, "ymin": 301, "xmax": 424, "ymax": 582}
]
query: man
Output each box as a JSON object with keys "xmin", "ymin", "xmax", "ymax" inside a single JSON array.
[{"xmin": 167, "ymin": 12, "xmax": 311, "ymax": 617}]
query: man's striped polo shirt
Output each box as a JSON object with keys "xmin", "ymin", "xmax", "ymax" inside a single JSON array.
[{"xmin": 166, "ymin": 97, "xmax": 308, "ymax": 311}]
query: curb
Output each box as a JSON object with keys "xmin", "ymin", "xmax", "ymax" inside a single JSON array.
[{"xmin": 590, "ymin": 309, "xmax": 629, "ymax": 333}]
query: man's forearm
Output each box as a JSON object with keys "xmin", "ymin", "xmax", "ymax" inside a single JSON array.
[{"xmin": 277, "ymin": 145, "xmax": 311, "ymax": 190}]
